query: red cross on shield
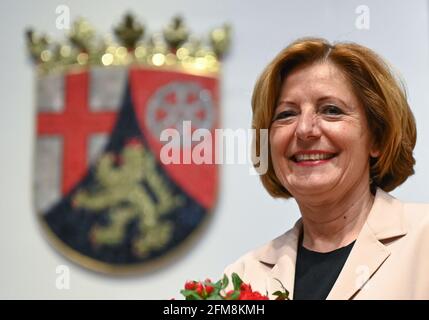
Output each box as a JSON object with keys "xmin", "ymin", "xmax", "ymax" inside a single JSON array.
[{"xmin": 37, "ymin": 72, "xmax": 117, "ymax": 194}]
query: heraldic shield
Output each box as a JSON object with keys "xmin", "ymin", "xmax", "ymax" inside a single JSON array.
[{"xmin": 29, "ymin": 15, "xmax": 230, "ymax": 273}]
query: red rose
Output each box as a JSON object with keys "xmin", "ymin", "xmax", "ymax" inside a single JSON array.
[
  {"xmin": 184, "ymin": 281, "xmax": 196, "ymax": 290},
  {"xmin": 239, "ymin": 291, "xmax": 269, "ymax": 300},
  {"xmin": 195, "ymin": 282, "xmax": 204, "ymax": 296},
  {"xmin": 240, "ymin": 283, "xmax": 252, "ymax": 292},
  {"xmin": 205, "ymin": 285, "xmax": 214, "ymax": 295}
]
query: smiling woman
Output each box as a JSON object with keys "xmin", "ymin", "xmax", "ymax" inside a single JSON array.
[
  {"xmin": 270, "ymin": 62, "xmax": 379, "ymax": 203},
  {"xmin": 223, "ymin": 38, "xmax": 429, "ymax": 300}
]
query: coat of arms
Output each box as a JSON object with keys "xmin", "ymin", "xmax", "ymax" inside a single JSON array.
[{"xmin": 26, "ymin": 14, "xmax": 230, "ymax": 273}]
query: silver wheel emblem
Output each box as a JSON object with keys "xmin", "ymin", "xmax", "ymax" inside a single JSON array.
[{"xmin": 146, "ymin": 82, "xmax": 215, "ymax": 146}]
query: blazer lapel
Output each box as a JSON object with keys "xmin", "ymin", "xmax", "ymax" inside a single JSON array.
[
  {"xmin": 263, "ymin": 220, "xmax": 302, "ymax": 300},
  {"xmin": 326, "ymin": 189, "xmax": 408, "ymax": 299},
  {"xmin": 325, "ymin": 221, "xmax": 390, "ymax": 299}
]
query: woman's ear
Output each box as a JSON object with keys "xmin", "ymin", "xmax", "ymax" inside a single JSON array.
[
  {"xmin": 369, "ymin": 140, "xmax": 381, "ymax": 158},
  {"xmin": 369, "ymin": 146, "xmax": 381, "ymax": 158},
  {"xmin": 370, "ymin": 150, "xmax": 380, "ymax": 158}
]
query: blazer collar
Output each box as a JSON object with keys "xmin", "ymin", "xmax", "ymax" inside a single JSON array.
[
  {"xmin": 260, "ymin": 188, "xmax": 408, "ymax": 300},
  {"xmin": 327, "ymin": 188, "xmax": 408, "ymax": 299}
]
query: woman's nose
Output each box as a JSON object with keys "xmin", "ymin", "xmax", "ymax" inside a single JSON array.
[{"xmin": 295, "ymin": 110, "xmax": 321, "ymax": 140}]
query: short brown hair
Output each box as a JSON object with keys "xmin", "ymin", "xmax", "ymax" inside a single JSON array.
[{"xmin": 252, "ymin": 37, "xmax": 416, "ymax": 198}]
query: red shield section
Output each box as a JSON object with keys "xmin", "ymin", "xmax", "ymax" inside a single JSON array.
[{"xmin": 130, "ymin": 68, "xmax": 219, "ymax": 210}]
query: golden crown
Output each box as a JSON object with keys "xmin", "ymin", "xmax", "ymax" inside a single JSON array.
[{"xmin": 26, "ymin": 13, "xmax": 231, "ymax": 75}]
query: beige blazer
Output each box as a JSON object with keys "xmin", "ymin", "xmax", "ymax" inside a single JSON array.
[{"xmin": 224, "ymin": 189, "xmax": 429, "ymax": 299}]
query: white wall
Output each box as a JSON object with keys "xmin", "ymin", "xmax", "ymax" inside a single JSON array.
[{"xmin": 0, "ymin": 0, "xmax": 428, "ymax": 299}]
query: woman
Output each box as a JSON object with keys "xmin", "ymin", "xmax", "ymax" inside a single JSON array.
[{"xmin": 224, "ymin": 38, "xmax": 429, "ymax": 299}]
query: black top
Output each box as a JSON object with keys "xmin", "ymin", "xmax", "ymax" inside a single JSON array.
[{"xmin": 293, "ymin": 236, "xmax": 356, "ymax": 300}]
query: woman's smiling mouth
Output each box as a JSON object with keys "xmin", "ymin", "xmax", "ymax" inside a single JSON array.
[{"xmin": 291, "ymin": 151, "xmax": 338, "ymax": 166}]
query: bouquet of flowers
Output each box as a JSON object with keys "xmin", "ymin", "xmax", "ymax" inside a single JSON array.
[{"xmin": 180, "ymin": 273, "xmax": 289, "ymax": 300}]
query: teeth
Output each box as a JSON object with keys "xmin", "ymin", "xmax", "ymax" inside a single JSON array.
[{"xmin": 295, "ymin": 153, "xmax": 334, "ymax": 162}]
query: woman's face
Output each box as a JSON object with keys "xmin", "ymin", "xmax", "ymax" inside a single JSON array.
[{"xmin": 270, "ymin": 61, "xmax": 379, "ymax": 199}]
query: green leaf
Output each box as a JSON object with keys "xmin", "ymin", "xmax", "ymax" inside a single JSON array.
[
  {"xmin": 180, "ymin": 289, "xmax": 194, "ymax": 296},
  {"xmin": 221, "ymin": 274, "xmax": 229, "ymax": 290},
  {"xmin": 273, "ymin": 278, "xmax": 288, "ymax": 292},
  {"xmin": 211, "ymin": 288, "xmax": 221, "ymax": 296},
  {"xmin": 180, "ymin": 290, "xmax": 202, "ymax": 300},
  {"xmin": 213, "ymin": 280, "xmax": 222, "ymax": 291},
  {"xmin": 231, "ymin": 273, "xmax": 243, "ymax": 291},
  {"xmin": 207, "ymin": 294, "xmax": 223, "ymax": 300},
  {"xmin": 225, "ymin": 290, "xmax": 240, "ymax": 300},
  {"xmin": 272, "ymin": 278, "xmax": 290, "ymax": 300},
  {"xmin": 272, "ymin": 291, "xmax": 289, "ymax": 300}
]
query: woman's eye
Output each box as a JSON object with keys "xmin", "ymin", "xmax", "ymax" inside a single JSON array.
[
  {"xmin": 322, "ymin": 105, "xmax": 343, "ymax": 116},
  {"xmin": 273, "ymin": 110, "xmax": 296, "ymax": 121}
]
